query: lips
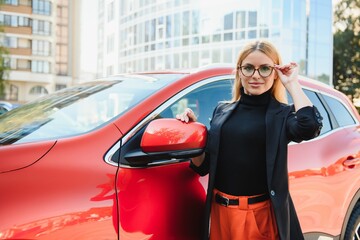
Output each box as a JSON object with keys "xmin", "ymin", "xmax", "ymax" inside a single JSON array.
[{"xmin": 249, "ymin": 82, "xmax": 263, "ymax": 86}]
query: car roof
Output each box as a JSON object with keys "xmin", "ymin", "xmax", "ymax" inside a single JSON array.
[{"xmin": 98, "ymin": 65, "xmax": 341, "ymax": 103}]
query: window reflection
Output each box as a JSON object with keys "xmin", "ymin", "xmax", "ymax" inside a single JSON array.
[{"xmin": 0, "ymin": 75, "xmax": 185, "ymax": 145}]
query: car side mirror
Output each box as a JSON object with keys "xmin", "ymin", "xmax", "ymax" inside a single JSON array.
[{"xmin": 124, "ymin": 118, "xmax": 207, "ymax": 165}]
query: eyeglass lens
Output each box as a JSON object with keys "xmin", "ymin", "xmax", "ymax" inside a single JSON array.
[{"xmin": 240, "ymin": 65, "xmax": 273, "ymax": 77}]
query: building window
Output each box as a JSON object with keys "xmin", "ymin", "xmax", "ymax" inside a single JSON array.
[
  {"xmin": 106, "ymin": 65, "xmax": 113, "ymax": 76},
  {"xmin": 260, "ymin": 29, "xmax": 269, "ymax": 38},
  {"xmin": 57, "ymin": 4, "xmax": 69, "ymax": 19},
  {"xmin": 33, "ymin": 0, "xmax": 52, "ymax": 16},
  {"xmin": 248, "ymin": 30, "xmax": 257, "ymax": 39},
  {"xmin": 18, "ymin": 38, "xmax": 31, "ymax": 48},
  {"xmin": 33, "ymin": 19, "xmax": 51, "ymax": 35},
  {"xmin": 248, "ymin": 11, "xmax": 257, "ymax": 27},
  {"xmin": 17, "ymin": 59, "xmax": 31, "ymax": 70},
  {"xmin": 212, "ymin": 49, "xmax": 220, "ymax": 63},
  {"xmin": 1, "ymin": 14, "xmax": 18, "ymax": 27},
  {"xmin": 4, "ymin": 58, "xmax": 16, "ymax": 69},
  {"xmin": 166, "ymin": 15, "xmax": 172, "ymax": 38},
  {"xmin": 224, "ymin": 33, "xmax": 233, "ymax": 41},
  {"xmin": 9, "ymin": 84, "xmax": 19, "ymax": 101},
  {"xmin": 224, "ymin": 13, "xmax": 233, "ymax": 30},
  {"xmin": 174, "ymin": 13, "xmax": 180, "ymax": 37},
  {"xmin": 56, "ymin": 44, "xmax": 68, "ymax": 63},
  {"xmin": 192, "ymin": 11, "xmax": 199, "ymax": 34},
  {"xmin": 236, "ymin": 11, "xmax": 246, "ymax": 29},
  {"xmin": 32, "ymin": 40, "xmax": 51, "ymax": 56},
  {"xmin": 31, "ymin": 60, "xmax": 50, "ymax": 73},
  {"xmin": 18, "ymin": 16, "xmax": 31, "ymax": 27},
  {"xmin": 3, "ymin": 58, "xmax": 11, "ymax": 68},
  {"xmin": 212, "ymin": 34, "xmax": 221, "ymax": 42},
  {"xmin": 4, "ymin": 36, "xmax": 17, "ymax": 48},
  {"xmin": 0, "ymin": 14, "xmax": 31, "ymax": 27},
  {"xmin": 182, "ymin": 11, "xmax": 189, "ymax": 36},
  {"xmin": 20, "ymin": 0, "xmax": 32, "ymax": 6},
  {"xmin": 107, "ymin": 34, "xmax": 114, "ymax": 53},
  {"xmin": 4, "ymin": 0, "xmax": 18, "ymax": 5},
  {"xmin": 30, "ymin": 86, "xmax": 48, "ymax": 95},
  {"xmin": 55, "ymin": 84, "xmax": 66, "ymax": 91},
  {"xmin": 107, "ymin": 1, "xmax": 114, "ymax": 22},
  {"xmin": 56, "ymin": 63, "xmax": 68, "ymax": 76}
]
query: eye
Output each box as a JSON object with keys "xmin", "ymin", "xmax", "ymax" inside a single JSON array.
[
  {"xmin": 243, "ymin": 65, "xmax": 254, "ymax": 71},
  {"xmin": 259, "ymin": 65, "xmax": 271, "ymax": 72}
]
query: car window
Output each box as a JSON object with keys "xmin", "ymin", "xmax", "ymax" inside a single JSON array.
[
  {"xmin": 159, "ymin": 79, "xmax": 233, "ymax": 128},
  {"xmin": 304, "ymin": 90, "xmax": 332, "ymax": 135},
  {"xmin": 288, "ymin": 89, "xmax": 332, "ymax": 135},
  {"xmin": 0, "ymin": 106, "xmax": 7, "ymax": 115},
  {"xmin": 321, "ymin": 94, "xmax": 356, "ymax": 127},
  {"xmin": 0, "ymin": 74, "xmax": 185, "ymax": 145}
]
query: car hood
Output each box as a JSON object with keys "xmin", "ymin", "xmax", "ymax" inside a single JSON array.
[{"xmin": 0, "ymin": 140, "xmax": 56, "ymax": 173}]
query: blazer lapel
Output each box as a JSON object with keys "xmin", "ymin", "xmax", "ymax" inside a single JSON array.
[
  {"xmin": 265, "ymin": 98, "xmax": 285, "ymax": 187},
  {"xmin": 211, "ymin": 101, "xmax": 239, "ymax": 136},
  {"xmin": 208, "ymin": 101, "xmax": 239, "ymax": 160}
]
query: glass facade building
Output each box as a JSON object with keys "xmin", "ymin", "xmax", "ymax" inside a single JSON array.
[{"xmin": 98, "ymin": 0, "xmax": 333, "ymax": 84}]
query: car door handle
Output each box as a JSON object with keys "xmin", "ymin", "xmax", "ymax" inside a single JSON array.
[{"xmin": 343, "ymin": 157, "xmax": 360, "ymax": 169}]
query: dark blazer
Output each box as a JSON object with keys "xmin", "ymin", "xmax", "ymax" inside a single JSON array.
[{"xmin": 190, "ymin": 96, "xmax": 323, "ymax": 240}]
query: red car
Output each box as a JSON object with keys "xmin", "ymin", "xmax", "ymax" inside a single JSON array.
[{"xmin": 0, "ymin": 67, "xmax": 359, "ymax": 240}]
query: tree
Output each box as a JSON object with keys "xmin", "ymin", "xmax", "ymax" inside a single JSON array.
[
  {"xmin": 0, "ymin": 1, "xmax": 10, "ymax": 100},
  {"xmin": 0, "ymin": 44, "xmax": 9, "ymax": 100},
  {"xmin": 333, "ymin": 0, "xmax": 360, "ymax": 104}
]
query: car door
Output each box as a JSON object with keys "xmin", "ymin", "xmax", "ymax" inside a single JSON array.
[
  {"xmin": 107, "ymin": 77, "xmax": 233, "ymax": 239},
  {"xmin": 287, "ymin": 88, "xmax": 360, "ymax": 238}
]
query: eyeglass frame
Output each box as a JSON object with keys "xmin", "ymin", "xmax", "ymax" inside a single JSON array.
[{"xmin": 237, "ymin": 64, "xmax": 275, "ymax": 78}]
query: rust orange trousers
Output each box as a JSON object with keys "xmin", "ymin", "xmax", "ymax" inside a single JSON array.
[{"xmin": 210, "ymin": 189, "xmax": 279, "ymax": 240}]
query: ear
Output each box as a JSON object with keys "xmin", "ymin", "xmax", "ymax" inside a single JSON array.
[{"xmin": 273, "ymin": 68, "xmax": 279, "ymax": 79}]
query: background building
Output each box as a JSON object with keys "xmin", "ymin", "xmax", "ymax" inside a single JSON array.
[
  {"xmin": 97, "ymin": 0, "xmax": 333, "ymax": 85},
  {"xmin": 0, "ymin": 0, "xmax": 333, "ymax": 104},
  {"xmin": 0, "ymin": 0, "xmax": 80, "ymax": 103}
]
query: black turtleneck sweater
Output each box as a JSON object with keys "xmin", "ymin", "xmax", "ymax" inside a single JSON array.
[{"xmin": 214, "ymin": 88, "xmax": 270, "ymax": 196}]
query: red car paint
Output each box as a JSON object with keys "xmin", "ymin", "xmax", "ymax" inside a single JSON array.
[{"xmin": 141, "ymin": 119, "xmax": 207, "ymax": 152}]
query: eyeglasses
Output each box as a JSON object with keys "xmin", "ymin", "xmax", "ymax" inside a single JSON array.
[{"xmin": 238, "ymin": 64, "xmax": 274, "ymax": 78}]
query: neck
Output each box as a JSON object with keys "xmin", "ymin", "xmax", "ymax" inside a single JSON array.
[{"xmin": 240, "ymin": 87, "xmax": 271, "ymax": 106}]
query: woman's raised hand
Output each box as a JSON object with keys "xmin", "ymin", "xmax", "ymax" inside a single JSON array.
[
  {"xmin": 274, "ymin": 62, "xmax": 299, "ymax": 87},
  {"xmin": 176, "ymin": 108, "xmax": 197, "ymax": 123}
]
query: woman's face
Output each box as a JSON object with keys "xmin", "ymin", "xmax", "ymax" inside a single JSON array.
[{"xmin": 239, "ymin": 50, "xmax": 276, "ymax": 96}]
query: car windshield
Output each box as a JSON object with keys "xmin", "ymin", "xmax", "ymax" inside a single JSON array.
[{"xmin": 0, "ymin": 74, "xmax": 185, "ymax": 145}]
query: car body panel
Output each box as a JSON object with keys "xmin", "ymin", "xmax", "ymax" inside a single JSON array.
[
  {"xmin": 289, "ymin": 125, "xmax": 360, "ymax": 236},
  {"xmin": 0, "ymin": 123, "xmax": 122, "ymax": 239},
  {"xmin": 117, "ymin": 163, "xmax": 205, "ymax": 239},
  {"xmin": 0, "ymin": 140, "xmax": 56, "ymax": 172}
]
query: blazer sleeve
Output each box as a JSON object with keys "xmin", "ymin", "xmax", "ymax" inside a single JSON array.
[
  {"xmin": 189, "ymin": 103, "xmax": 222, "ymax": 176},
  {"xmin": 286, "ymin": 105, "xmax": 323, "ymax": 143}
]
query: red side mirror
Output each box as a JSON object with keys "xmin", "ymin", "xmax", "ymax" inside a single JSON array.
[{"xmin": 141, "ymin": 118, "xmax": 207, "ymax": 153}]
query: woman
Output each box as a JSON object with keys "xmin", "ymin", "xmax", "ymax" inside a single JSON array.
[{"xmin": 177, "ymin": 40, "xmax": 323, "ymax": 240}]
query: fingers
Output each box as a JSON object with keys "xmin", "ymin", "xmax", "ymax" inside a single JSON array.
[
  {"xmin": 176, "ymin": 108, "xmax": 196, "ymax": 123},
  {"xmin": 274, "ymin": 62, "xmax": 298, "ymax": 75}
]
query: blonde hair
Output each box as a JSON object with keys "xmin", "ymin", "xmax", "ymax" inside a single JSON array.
[{"xmin": 232, "ymin": 40, "xmax": 287, "ymax": 103}]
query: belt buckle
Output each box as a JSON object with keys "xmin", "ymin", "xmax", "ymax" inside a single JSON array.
[{"xmin": 220, "ymin": 195, "xmax": 230, "ymax": 207}]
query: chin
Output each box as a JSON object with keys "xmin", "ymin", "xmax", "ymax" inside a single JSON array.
[{"xmin": 247, "ymin": 89, "xmax": 266, "ymax": 95}]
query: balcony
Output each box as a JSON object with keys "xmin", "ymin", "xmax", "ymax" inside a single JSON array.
[{"xmin": 0, "ymin": 4, "xmax": 31, "ymax": 14}]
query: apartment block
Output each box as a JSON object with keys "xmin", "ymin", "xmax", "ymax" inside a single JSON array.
[{"xmin": 0, "ymin": 0, "xmax": 79, "ymax": 103}]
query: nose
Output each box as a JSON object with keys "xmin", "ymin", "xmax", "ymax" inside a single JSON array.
[{"xmin": 252, "ymin": 69, "xmax": 261, "ymax": 78}]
